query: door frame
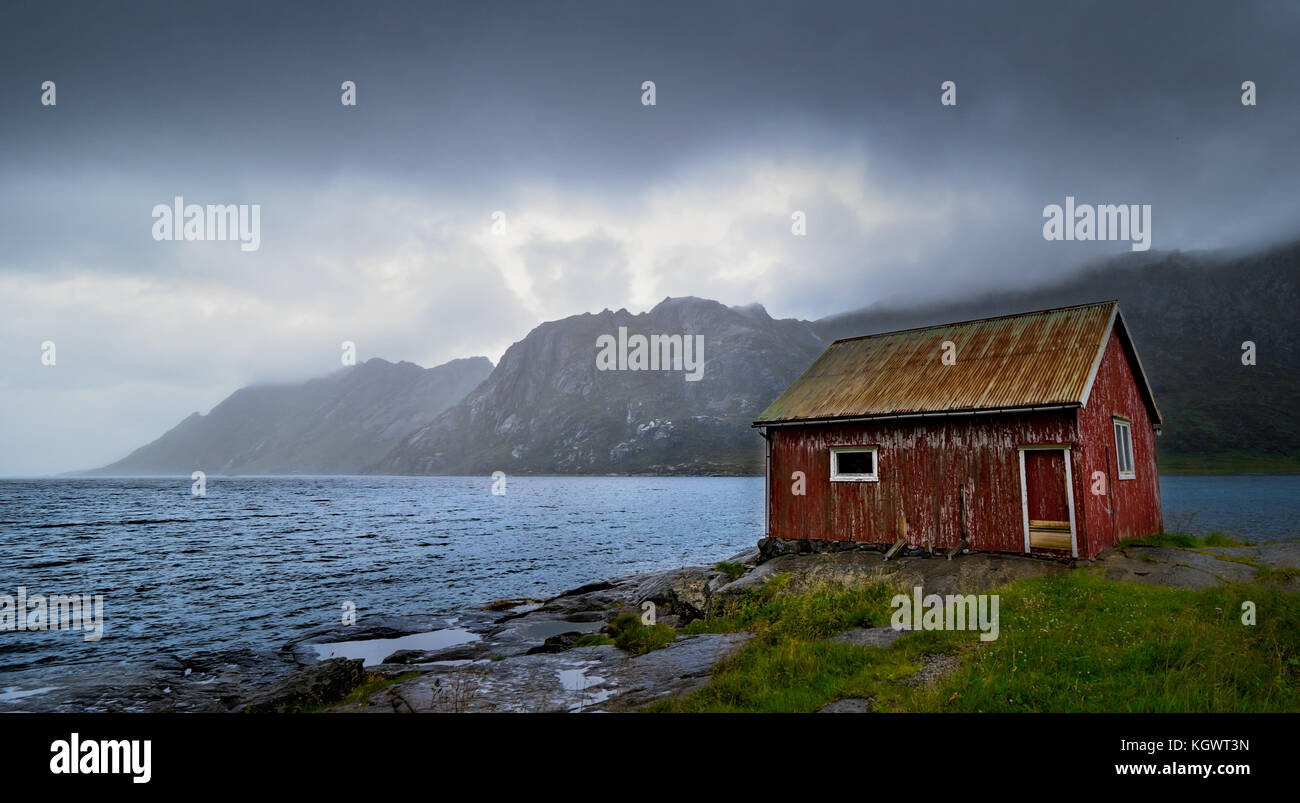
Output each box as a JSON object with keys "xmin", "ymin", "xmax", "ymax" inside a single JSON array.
[{"xmin": 1017, "ymin": 444, "xmax": 1078, "ymax": 558}]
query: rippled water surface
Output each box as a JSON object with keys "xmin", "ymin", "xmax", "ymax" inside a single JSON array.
[
  {"xmin": 0, "ymin": 476, "xmax": 762, "ymax": 671},
  {"xmin": 1158, "ymin": 475, "xmax": 1300, "ymax": 541},
  {"xmin": 0, "ymin": 473, "xmax": 1294, "ymax": 674}
]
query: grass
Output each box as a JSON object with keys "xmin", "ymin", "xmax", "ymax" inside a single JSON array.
[
  {"xmin": 1159, "ymin": 452, "xmax": 1300, "ymax": 475},
  {"xmin": 682, "ymin": 573, "xmax": 891, "ymax": 639},
  {"xmin": 650, "ymin": 577, "xmax": 956, "ymax": 712},
  {"xmin": 714, "ymin": 561, "xmax": 746, "ymax": 581},
  {"xmin": 649, "ymin": 569, "xmax": 1300, "ymax": 713},
  {"xmin": 1255, "ymin": 566, "xmax": 1300, "ymax": 584},
  {"xmin": 906, "ymin": 573, "xmax": 1300, "ymax": 712},
  {"xmin": 607, "ymin": 613, "xmax": 675, "ymax": 656},
  {"xmin": 1124, "ymin": 532, "xmax": 1252, "ymax": 548},
  {"xmin": 572, "ymin": 633, "xmax": 615, "ymax": 648},
  {"xmin": 1124, "ymin": 532, "xmax": 1288, "ymax": 575}
]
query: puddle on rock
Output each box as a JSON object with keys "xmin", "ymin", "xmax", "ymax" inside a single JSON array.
[
  {"xmin": 510, "ymin": 619, "xmax": 604, "ymax": 640},
  {"xmin": 311, "ymin": 628, "xmax": 480, "ymax": 666},
  {"xmin": 557, "ymin": 664, "xmax": 615, "ymax": 710}
]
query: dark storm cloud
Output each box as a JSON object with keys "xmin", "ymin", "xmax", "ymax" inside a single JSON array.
[
  {"xmin": 1, "ymin": 0, "xmax": 1297, "ymax": 473},
  {"xmin": 2, "ymin": 1, "xmax": 1296, "ymax": 282},
  {"xmin": 4, "ymin": 1, "xmax": 1296, "ymax": 183}
]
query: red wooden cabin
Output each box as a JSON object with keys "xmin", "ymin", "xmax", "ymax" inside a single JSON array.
[{"xmin": 753, "ymin": 301, "xmax": 1163, "ymax": 558}]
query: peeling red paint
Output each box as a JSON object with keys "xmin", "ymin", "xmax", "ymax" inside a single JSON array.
[
  {"xmin": 769, "ymin": 412, "xmax": 1078, "ymax": 553},
  {"xmin": 1075, "ymin": 329, "xmax": 1163, "ymax": 555},
  {"xmin": 762, "ymin": 315, "xmax": 1163, "ymax": 559}
]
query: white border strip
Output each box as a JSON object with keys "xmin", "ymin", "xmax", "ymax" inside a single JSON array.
[
  {"xmin": 1063, "ymin": 446, "xmax": 1078, "ymax": 558},
  {"xmin": 1018, "ymin": 449, "xmax": 1030, "ymax": 553}
]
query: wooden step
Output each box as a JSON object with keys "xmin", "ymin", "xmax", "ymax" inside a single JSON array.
[
  {"xmin": 1029, "ymin": 519, "xmax": 1071, "ymax": 531},
  {"xmin": 1029, "ymin": 530, "xmax": 1072, "ymax": 550}
]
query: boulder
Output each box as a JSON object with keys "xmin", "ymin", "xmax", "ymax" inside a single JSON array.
[
  {"xmin": 757, "ymin": 537, "xmax": 803, "ymax": 560},
  {"xmin": 526, "ymin": 632, "xmax": 587, "ymax": 655},
  {"xmin": 382, "ymin": 649, "xmax": 427, "ymax": 664},
  {"xmin": 725, "ymin": 546, "xmax": 762, "ymax": 565},
  {"xmin": 243, "ymin": 658, "xmax": 366, "ymax": 712},
  {"xmin": 633, "ymin": 568, "xmax": 720, "ymax": 621}
]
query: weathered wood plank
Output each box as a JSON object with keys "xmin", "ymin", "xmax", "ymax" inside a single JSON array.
[
  {"xmin": 884, "ymin": 515, "xmax": 908, "ymax": 561},
  {"xmin": 1029, "ymin": 531, "xmax": 1072, "ymax": 550}
]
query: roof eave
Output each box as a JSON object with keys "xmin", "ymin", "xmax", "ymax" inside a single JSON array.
[{"xmin": 752, "ymin": 403, "xmax": 1082, "ymax": 428}]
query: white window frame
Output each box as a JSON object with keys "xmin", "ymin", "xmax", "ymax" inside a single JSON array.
[
  {"xmin": 1113, "ymin": 418, "xmax": 1135, "ymax": 480},
  {"xmin": 830, "ymin": 446, "xmax": 879, "ymax": 482}
]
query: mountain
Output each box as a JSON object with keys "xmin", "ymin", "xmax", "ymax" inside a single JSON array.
[
  {"xmin": 372, "ymin": 242, "xmax": 1300, "ymax": 477},
  {"xmin": 814, "ymin": 241, "xmax": 1300, "ymax": 471},
  {"xmin": 90, "ymin": 356, "xmax": 493, "ymax": 475},
  {"xmin": 96, "ymin": 240, "xmax": 1300, "ymax": 477},
  {"xmin": 369, "ymin": 298, "xmax": 826, "ymax": 475}
]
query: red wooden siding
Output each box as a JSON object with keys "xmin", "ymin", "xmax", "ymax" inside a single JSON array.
[
  {"xmin": 1024, "ymin": 450, "xmax": 1069, "ymax": 522},
  {"xmin": 1074, "ymin": 330, "xmax": 1163, "ymax": 555},
  {"xmin": 761, "ymin": 305, "xmax": 1164, "ymax": 559},
  {"xmin": 768, "ymin": 412, "xmax": 1078, "ymax": 553}
]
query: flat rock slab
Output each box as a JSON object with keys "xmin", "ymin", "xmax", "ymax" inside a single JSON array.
[
  {"xmin": 818, "ymin": 697, "xmax": 874, "ymax": 713},
  {"xmin": 828, "ymin": 626, "xmax": 907, "ymax": 648},
  {"xmin": 901, "ymin": 653, "xmax": 962, "ymax": 687},
  {"xmin": 605, "ymin": 631, "xmax": 752, "ymax": 710},
  {"xmin": 1102, "ymin": 546, "xmax": 1259, "ymax": 589},
  {"xmin": 1208, "ymin": 543, "xmax": 1300, "ymax": 571},
  {"xmin": 355, "ymin": 632, "xmax": 751, "ymax": 713},
  {"xmin": 0, "ymin": 648, "xmax": 303, "ymax": 713},
  {"xmin": 717, "ymin": 541, "xmax": 1295, "ymax": 602},
  {"xmin": 720, "ymin": 550, "xmax": 1069, "ymax": 600}
]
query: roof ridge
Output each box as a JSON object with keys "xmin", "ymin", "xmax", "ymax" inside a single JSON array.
[{"xmin": 830, "ymin": 299, "xmax": 1119, "ymax": 345}]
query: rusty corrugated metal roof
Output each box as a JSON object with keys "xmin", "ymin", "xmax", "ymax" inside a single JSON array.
[{"xmin": 755, "ymin": 300, "xmax": 1122, "ymax": 425}]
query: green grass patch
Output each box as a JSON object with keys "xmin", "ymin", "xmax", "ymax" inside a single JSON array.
[
  {"xmin": 1209, "ymin": 552, "xmax": 1265, "ymax": 568},
  {"xmin": 287, "ymin": 671, "xmax": 418, "ymax": 713},
  {"xmin": 654, "ymin": 576, "xmax": 960, "ymax": 712},
  {"xmin": 684, "ymin": 574, "xmax": 894, "ymax": 639},
  {"xmin": 1124, "ymin": 532, "xmax": 1253, "ymax": 548},
  {"xmin": 607, "ymin": 613, "xmax": 675, "ymax": 656},
  {"xmin": 650, "ymin": 571, "xmax": 1300, "ymax": 713},
  {"xmin": 572, "ymin": 633, "xmax": 616, "ymax": 648},
  {"xmin": 714, "ymin": 561, "xmax": 746, "ymax": 581},
  {"xmin": 1255, "ymin": 566, "xmax": 1300, "ymax": 584},
  {"xmin": 1159, "ymin": 452, "xmax": 1300, "ymax": 475},
  {"xmin": 902, "ymin": 572, "xmax": 1300, "ymax": 712}
]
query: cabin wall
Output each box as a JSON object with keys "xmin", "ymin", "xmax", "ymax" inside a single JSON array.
[
  {"xmin": 1075, "ymin": 331, "xmax": 1163, "ymax": 554},
  {"xmin": 767, "ymin": 412, "xmax": 1079, "ymax": 554}
]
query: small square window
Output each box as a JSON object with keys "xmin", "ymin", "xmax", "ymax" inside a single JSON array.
[
  {"xmin": 1114, "ymin": 419, "xmax": 1135, "ymax": 479},
  {"xmin": 831, "ymin": 447, "xmax": 878, "ymax": 482}
]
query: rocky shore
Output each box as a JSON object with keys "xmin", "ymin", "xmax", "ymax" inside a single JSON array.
[{"xmin": 4, "ymin": 538, "xmax": 1297, "ymax": 713}]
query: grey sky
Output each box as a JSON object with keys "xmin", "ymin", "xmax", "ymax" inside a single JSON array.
[{"xmin": 1, "ymin": 0, "xmax": 1297, "ymax": 474}]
